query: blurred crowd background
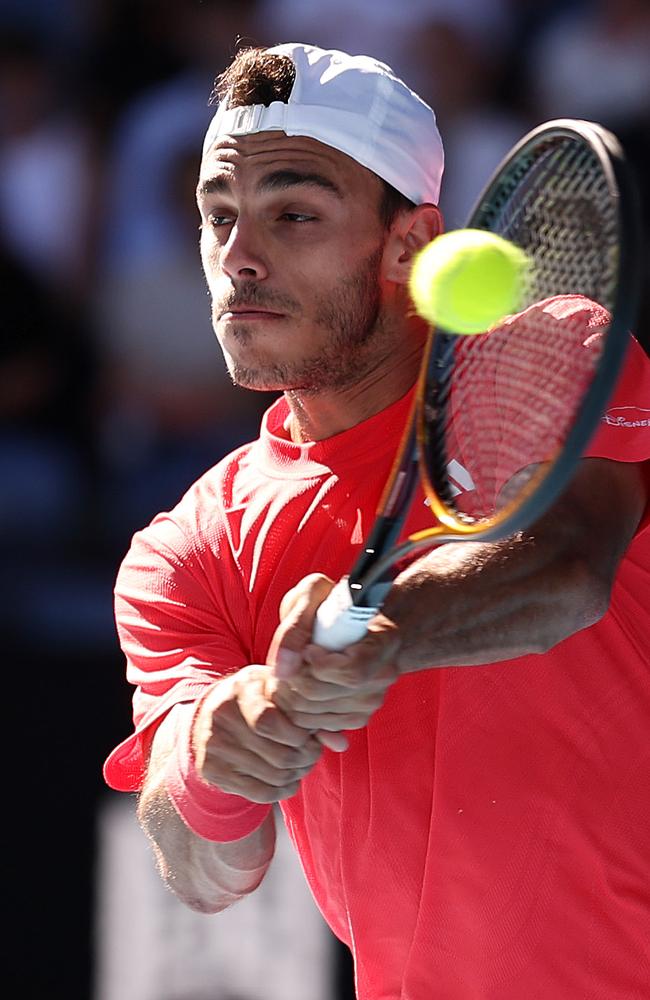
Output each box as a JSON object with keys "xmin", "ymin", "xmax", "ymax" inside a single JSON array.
[{"xmin": 2, "ymin": 1, "xmax": 648, "ymax": 996}]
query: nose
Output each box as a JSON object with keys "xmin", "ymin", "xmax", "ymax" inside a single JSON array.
[{"xmin": 220, "ymin": 218, "xmax": 269, "ymax": 282}]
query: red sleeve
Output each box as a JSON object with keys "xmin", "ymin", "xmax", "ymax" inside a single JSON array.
[
  {"xmin": 103, "ymin": 504, "xmax": 252, "ymax": 793},
  {"xmin": 582, "ymin": 333, "xmax": 650, "ymax": 538},
  {"xmin": 584, "ymin": 335, "xmax": 650, "ymax": 463}
]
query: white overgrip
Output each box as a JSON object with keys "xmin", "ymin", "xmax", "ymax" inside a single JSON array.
[{"xmin": 312, "ymin": 578, "xmax": 378, "ymax": 652}]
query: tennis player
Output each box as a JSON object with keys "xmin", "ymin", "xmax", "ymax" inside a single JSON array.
[{"xmin": 104, "ymin": 44, "xmax": 650, "ymax": 998}]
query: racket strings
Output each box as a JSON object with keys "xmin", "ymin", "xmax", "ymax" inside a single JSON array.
[
  {"xmin": 445, "ymin": 305, "xmax": 603, "ymax": 521},
  {"xmin": 423, "ymin": 135, "xmax": 619, "ymax": 527},
  {"xmin": 507, "ymin": 145, "xmax": 617, "ymax": 303}
]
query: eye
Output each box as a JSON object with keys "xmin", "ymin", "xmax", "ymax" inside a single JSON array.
[
  {"xmin": 279, "ymin": 212, "xmax": 317, "ymax": 223},
  {"xmin": 207, "ymin": 213, "xmax": 234, "ymax": 228}
]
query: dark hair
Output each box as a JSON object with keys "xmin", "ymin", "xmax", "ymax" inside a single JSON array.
[
  {"xmin": 212, "ymin": 46, "xmax": 415, "ymax": 229},
  {"xmin": 212, "ymin": 46, "xmax": 297, "ymax": 109}
]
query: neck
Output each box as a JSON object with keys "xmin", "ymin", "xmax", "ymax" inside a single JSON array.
[{"xmin": 284, "ymin": 329, "xmax": 426, "ymax": 442}]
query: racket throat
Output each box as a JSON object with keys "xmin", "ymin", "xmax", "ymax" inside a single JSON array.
[{"xmin": 348, "ymin": 513, "xmax": 411, "ymax": 607}]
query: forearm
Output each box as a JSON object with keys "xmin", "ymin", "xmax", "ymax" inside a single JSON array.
[
  {"xmin": 383, "ymin": 459, "xmax": 646, "ymax": 673},
  {"xmin": 384, "ymin": 530, "xmax": 602, "ymax": 672},
  {"xmin": 137, "ymin": 705, "xmax": 276, "ymax": 913}
]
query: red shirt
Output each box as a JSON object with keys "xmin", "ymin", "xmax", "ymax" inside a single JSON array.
[{"xmin": 105, "ymin": 331, "xmax": 650, "ymax": 999}]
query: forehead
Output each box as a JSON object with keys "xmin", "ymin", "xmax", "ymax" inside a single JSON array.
[{"xmin": 198, "ymin": 131, "xmax": 383, "ymax": 198}]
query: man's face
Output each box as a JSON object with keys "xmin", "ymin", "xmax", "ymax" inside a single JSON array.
[{"xmin": 197, "ymin": 131, "xmax": 396, "ymax": 392}]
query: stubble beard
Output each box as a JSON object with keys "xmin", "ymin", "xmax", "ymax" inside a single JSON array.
[{"xmin": 219, "ymin": 245, "xmax": 391, "ymax": 393}]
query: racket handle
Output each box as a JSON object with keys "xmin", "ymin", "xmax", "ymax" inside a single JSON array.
[{"xmin": 312, "ymin": 578, "xmax": 379, "ymax": 651}]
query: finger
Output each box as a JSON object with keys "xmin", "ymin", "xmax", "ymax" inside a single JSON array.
[
  {"xmin": 274, "ymin": 671, "xmax": 366, "ymax": 703},
  {"xmin": 304, "ymin": 633, "xmax": 399, "ymax": 687},
  {"xmin": 203, "ymin": 742, "xmax": 314, "ymax": 790},
  {"xmin": 203, "ymin": 771, "xmax": 303, "ymax": 805},
  {"xmin": 246, "ymin": 780, "xmax": 302, "ymax": 804},
  {"xmin": 235, "ymin": 678, "xmax": 316, "ymax": 749},
  {"xmin": 267, "ymin": 574, "xmax": 336, "ymax": 679},
  {"xmin": 304, "ymin": 649, "xmax": 373, "ymax": 687},
  {"xmin": 274, "ymin": 684, "xmax": 386, "ymax": 716},
  {"xmin": 277, "ymin": 573, "xmax": 334, "ymax": 621},
  {"xmin": 288, "ymin": 710, "xmax": 375, "ymax": 731},
  {"xmin": 316, "ymin": 731, "xmax": 349, "ymax": 752},
  {"xmin": 217, "ymin": 713, "xmax": 324, "ymax": 769},
  {"xmin": 267, "ymin": 670, "xmax": 362, "ymax": 708},
  {"xmin": 196, "ymin": 735, "xmax": 304, "ymax": 801}
]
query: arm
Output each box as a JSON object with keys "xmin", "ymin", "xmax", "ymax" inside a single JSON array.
[
  {"xmin": 266, "ymin": 458, "xmax": 648, "ymax": 725},
  {"xmin": 137, "ymin": 702, "xmax": 277, "ymax": 915},
  {"xmin": 136, "ymin": 666, "xmax": 346, "ymax": 914},
  {"xmin": 106, "ymin": 505, "xmax": 351, "ymax": 912},
  {"xmin": 386, "ymin": 456, "xmax": 648, "ymax": 672}
]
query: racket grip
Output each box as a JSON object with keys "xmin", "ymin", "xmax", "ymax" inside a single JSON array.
[{"xmin": 312, "ymin": 578, "xmax": 379, "ymax": 651}]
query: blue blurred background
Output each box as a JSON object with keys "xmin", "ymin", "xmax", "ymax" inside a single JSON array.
[{"xmin": 1, "ymin": 1, "xmax": 648, "ymax": 996}]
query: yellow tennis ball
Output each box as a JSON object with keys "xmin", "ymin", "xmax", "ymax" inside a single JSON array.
[{"xmin": 409, "ymin": 229, "xmax": 531, "ymax": 334}]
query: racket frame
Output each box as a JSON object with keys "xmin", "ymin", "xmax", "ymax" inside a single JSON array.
[{"xmin": 349, "ymin": 119, "xmax": 642, "ymax": 606}]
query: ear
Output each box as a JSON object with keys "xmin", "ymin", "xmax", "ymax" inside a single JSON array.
[{"xmin": 382, "ymin": 204, "xmax": 444, "ymax": 284}]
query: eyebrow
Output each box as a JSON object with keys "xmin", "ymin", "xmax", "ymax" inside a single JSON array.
[{"xmin": 197, "ymin": 169, "xmax": 343, "ymax": 199}]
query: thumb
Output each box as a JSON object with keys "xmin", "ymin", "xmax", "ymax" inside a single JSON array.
[{"xmin": 268, "ymin": 573, "xmax": 336, "ymax": 679}]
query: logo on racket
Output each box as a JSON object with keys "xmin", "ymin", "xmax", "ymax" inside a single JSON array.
[{"xmin": 424, "ymin": 459, "xmax": 476, "ymax": 505}]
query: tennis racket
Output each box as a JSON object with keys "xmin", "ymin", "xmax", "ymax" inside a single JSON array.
[{"xmin": 313, "ymin": 118, "xmax": 642, "ymax": 650}]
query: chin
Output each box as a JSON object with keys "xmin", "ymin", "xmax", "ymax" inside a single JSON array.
[
  {"xmin": 224, "ymin": 343, "xmax": 315, "ymax": 392},
  {"xmin": 229, "ymin": 362, "xmax": 295, "ymax": 392}
]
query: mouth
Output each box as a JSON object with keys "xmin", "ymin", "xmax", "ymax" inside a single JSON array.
[{"xmin": 221, "ymin": 307, "xmax": 286, "ymax": 321}]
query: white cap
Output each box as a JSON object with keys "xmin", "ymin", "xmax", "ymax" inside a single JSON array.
[{"xmin": 202, "ymin": 42, "xmax": 444, "ymax": 205}]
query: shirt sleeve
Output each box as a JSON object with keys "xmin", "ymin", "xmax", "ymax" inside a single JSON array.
[
  {"xmin": 583, "ymin": 333, "xmax": 650, "ymax": 540},
  {"xmin": 103, "ymin": 505, "xmax": 253, "ymax": 793},
  {"xmin": 584, "ymin": 334, "xmax": 650, "ymax": 463}
]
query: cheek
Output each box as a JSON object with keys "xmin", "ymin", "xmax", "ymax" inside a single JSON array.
[
  {"xmin": 199, "ymin": 234, "xmax": 217, "ymax": 277},
  {"xmin": 290, "ymin": 253, "xmax": 347, "ymax": 302},
  {"xmin": 201, "ymin": 248, "xmax": 232, "ymax": 305}
]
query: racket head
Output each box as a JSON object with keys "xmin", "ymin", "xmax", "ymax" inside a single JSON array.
[{"xmin": 416, "ymin": 118, "xmax": 642, "ymax": 541}]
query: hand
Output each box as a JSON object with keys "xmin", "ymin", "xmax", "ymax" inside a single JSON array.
[
  {"xmin": 191, "ymin": 665, "xmax": 342, "ymax": 805},
  {"xmin": 266, "ymin": 574, "xmax": 401, "ymax": 734}
]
